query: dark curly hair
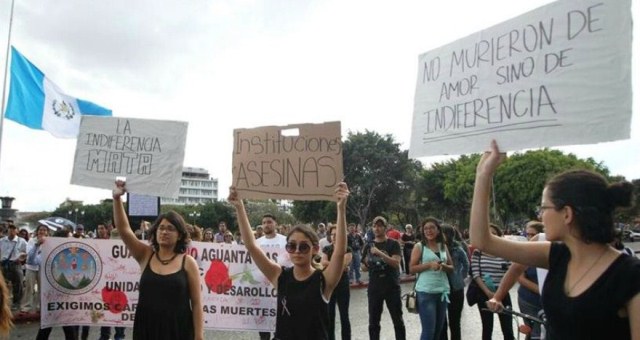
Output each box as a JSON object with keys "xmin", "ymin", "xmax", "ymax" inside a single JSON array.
[
  {"xmin": 546, "ymin": 169, "xmax": 633, "ymax": 244},
  {"xmin": 148, "ymin": 211, "xmax": 189, "ymax": 253}
]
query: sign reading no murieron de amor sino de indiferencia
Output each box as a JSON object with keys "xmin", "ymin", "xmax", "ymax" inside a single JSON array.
[{"xmin": 409, "ymin": 0, "xmax": 632, "ymax": 158}]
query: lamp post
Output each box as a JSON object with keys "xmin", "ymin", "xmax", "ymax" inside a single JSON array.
[{"xmin": 189, "ymin": 211, "xmax": 201, "ymax": 225}]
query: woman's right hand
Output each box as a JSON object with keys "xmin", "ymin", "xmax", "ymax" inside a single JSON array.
[
  {"xmin": 113, "ymin": 180, "xmax": 126, "ymax": 199},
  {"xmin": 486, "ymin": 297, "xmax": 504, "ymax": 312},
  {"xmin": 227, "ymin": 186, "xmax": 242, "ymax": 207}
]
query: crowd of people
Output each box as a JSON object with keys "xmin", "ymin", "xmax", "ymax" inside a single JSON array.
[{"xmin": 1, "ymin": 153, "xmax": 639, "ymax": 340}]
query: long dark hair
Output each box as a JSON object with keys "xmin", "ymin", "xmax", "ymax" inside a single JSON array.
[
  {"xmin": 148, "ymin": 211, "xmax": 189, "ymax": 253},
  {"xmin": 546, "ymin": 170, "xmax": 633, "ymax": 243},
  {"xmin": 421, "ymin": 217, "xmax": 446, "ymax": 245}
]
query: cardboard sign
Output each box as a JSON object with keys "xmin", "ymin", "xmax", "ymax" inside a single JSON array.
[
  {"xmin": 409, "ymin": 0, "xmax": 632, "ymax": 157},
  {"xmin": 71, "ymin": 116, "xmax": 188, "ymax": 198},
  {"xmin": 232, "ymin": 121, "xmax": 343, "ymax": 200}
]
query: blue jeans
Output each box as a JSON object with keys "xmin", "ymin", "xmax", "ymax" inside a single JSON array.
[
  {"xmin": 417, "ymin": 291, "xmax": 447, "ymax": 340},
  {"xmin": 349, "ymin": 250, "xmax": 362, "ymax": 281}
]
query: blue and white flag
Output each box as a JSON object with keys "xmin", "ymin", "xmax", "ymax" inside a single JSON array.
[{"xmin": 4, "ymin": 47, "xmax": 112, "ymax": 138}]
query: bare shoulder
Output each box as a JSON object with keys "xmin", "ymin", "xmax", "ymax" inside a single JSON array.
[{"xmin": 184, "ymin": 253, "xmax": 199, "ymax": 269}]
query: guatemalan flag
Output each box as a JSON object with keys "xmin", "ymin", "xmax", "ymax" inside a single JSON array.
[{"xmin": 5, "ymin": 47, "xmax": 112, "ymax": 138}]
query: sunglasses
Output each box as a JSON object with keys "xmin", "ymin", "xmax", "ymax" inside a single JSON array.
[{"xmin": 285, "ymin": 241, "xmax": 312, "ymax": 254}]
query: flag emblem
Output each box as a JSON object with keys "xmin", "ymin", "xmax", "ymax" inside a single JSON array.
[{"xmin": 52, "ymin": 99, "xmax": 76, "ymax": 120}]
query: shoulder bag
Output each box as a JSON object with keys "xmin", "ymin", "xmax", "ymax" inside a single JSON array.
[
  {"xmin": 404, "ymin": 243, "xmax": 424, "ymax": 314},
  {"xmin": 466, "ymin": 250, "xmax": 482, "ymax": 306}
]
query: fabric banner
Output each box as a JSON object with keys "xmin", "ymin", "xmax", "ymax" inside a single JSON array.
[
  {"xmin": 70, "ymin": 116, "xmax": 188, "ymax": 198},
  {"xmin": 409, "ymin": 0, "xmax": 632, "ymax": 157},
  {"xmin": 40, "ymin": 238, "xmax": 286, "ymax": 331}
]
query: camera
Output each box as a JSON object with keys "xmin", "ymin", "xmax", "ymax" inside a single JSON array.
[{"xmin": 366, "ymin": 243, "xmax": 388, "ymax": 272}]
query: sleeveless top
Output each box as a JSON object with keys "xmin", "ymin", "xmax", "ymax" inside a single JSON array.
[
  {"xmin": 543, "ymin": 242, "xmax": 640, "ymax": 340},
  {"xmin": 133, "ymin": 253, "xmax": 194, "ymax": 340},
  {"xmin": 274, "ymin": 267, "xmax": 329, "ymax": 340},
  {"xmin": 415, "ymin": 243, "xmax": 450, "ymax": 296}
]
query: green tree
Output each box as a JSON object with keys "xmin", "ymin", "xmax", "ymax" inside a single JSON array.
[
  {"xmin": 493, "ymin": 149, "xmax": 608, "ymax": 228},
  {"xmin": 291, "ymin": 131, "xmax": 419, "ymax": 228}
]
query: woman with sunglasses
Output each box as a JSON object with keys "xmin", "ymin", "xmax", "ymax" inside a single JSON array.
[
  {"xmin": 228, "ymin": 182, "xmax": 350, "ymax": 340},
  {"xmin": 471, "ymin": 140, "xmax": 640, "ymax": 340}
]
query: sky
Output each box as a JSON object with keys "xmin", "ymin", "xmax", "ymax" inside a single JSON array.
[{"xmin": 0, "ymin": 0, "xmax": 638, "ymax": 213}]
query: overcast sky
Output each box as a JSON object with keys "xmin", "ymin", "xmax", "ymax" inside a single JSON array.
[{"xmin": 0, "ymin": 0, "xmax": 638, "ymax": 213}]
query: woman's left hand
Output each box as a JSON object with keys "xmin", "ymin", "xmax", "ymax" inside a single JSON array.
[{"xmin": 335, "ymin": 182, "xmax": 350, "ymax": 207}]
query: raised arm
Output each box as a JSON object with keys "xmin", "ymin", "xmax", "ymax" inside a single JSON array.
[
  {"xmin": 470, "ymin": 140, "xmax": 549, "ymax": 268},
  {"xmin": 112, "ymin": 180, "xmax": 152, "ymax": 264},
  {"xmin": 228, "ymin": 187, "xmax": 281, "ymax": 287},
  {"xmin": 322, "ymin": 182, "xmax": 350, "ymax": 299}
]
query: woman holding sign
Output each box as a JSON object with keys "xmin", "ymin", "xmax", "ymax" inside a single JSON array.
[
  {"xmin": 470, "ymin": 141, "xmax": 640, "ymax": 340},
  {"xmin": 228, "ymin": 182, "xmax": 349, "ymax": 340},
  {"xmin": 112, "ymin": 180, "xmax": 203, "ymax": 340}
]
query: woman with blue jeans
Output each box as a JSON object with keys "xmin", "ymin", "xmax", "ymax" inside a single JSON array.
[{"xmin": 410, "ymin": 217, "xmax": 453, "ymax": 340}]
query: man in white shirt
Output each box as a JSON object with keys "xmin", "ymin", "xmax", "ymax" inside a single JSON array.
[
  {"xmin": 1, "ymin": 223, "xmax": 28, "ymax": 310},
  {"xmin": 255, "ymin": 213, "xmax": 288, "ymax": 340}
]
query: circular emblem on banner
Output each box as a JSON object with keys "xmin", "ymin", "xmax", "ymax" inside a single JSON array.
[
  {"xmin": 52, "ymin": 99, "xmax": 76, "ymax": 120},
  {"xmin": 44, "ymin": 242, "xmax": 102, "ymax": 295}
]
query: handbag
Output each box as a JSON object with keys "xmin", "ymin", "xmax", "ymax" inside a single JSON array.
[
  {"xmin": 466, "ymin": 250, "xmax": 483, "ymax": 306},
  {"xmin": 403, "ymin": 244, "xmax": 424, "ymax": 314}
]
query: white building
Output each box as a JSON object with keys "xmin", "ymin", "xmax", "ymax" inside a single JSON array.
[{"xmin": 160, "ymin": 167, "xmax": 218, "ymax": 205}]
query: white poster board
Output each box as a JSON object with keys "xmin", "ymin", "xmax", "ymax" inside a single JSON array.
[
  {"xmin": 71, "ymin": 116, "xmax": 188, "ymax": 198},
  {"xmin": 40, "ymin": 239, "xmax": 285, "ymax": 332},
  {"xmin": 410, "ymin": 0, "xmax": 632, "ymax": 157}
]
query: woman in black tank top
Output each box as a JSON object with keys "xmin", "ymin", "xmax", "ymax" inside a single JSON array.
[
  {"xmin": 112, "ymin": 180, "xmax": 204, "ymax": 340},
  {"xmin": 228, "ymin": 182, "xmax": 350, "ymax": 340},
  {"xmin": 470, "ymin": 141, "xmax": 640, "ymax": 339}
]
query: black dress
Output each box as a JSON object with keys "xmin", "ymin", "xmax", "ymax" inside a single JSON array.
[
  {"xmin": 543, "ymin": 242, "xmax": 640, "ymax": 340},
  {"xmin": 133, "ymin": 254, "xmax": 194, "ymax": 340},
  {"xmin": 274, "ymin": 267, "xmax": 329, "ymax": 340}
]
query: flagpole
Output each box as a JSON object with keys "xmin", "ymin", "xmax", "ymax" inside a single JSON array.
[{"xmin": 0, "ymin": 0, "xmax": 16, "ymax": 171}]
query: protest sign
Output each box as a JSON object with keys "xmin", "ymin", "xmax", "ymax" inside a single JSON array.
[
  {"xmin": 71, "ymin": 116, "xmax": 188, "ymax": 198},
  {"xmin": 40, "ymin": 238, "xmax": 285, "ymax": 332},
  {"xmin": 409, "ymin": 0, "xmax": 632, "ymax": 157},
  {"xmin": 232, "ymin": 121, "xmax": 343, "ymax": 200}
]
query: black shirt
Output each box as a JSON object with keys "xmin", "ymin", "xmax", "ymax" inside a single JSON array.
[
  {"xmin": 275, "ymin": 267, "xmax": 329, "ymax": 340},
  {"xmin": 543, "ymin": 242, "xmax": 640, "ymax": 340}
]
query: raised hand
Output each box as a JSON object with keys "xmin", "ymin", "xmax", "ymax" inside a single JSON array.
[
  {"xmin": 227, "ymin": 186, "xmax": 242, "ymax": 207},
  {"xmin": 476, "ymin": 140, "xmax": 506, "ymax": 176},
  {"xmin": 113, "ymin": 180, "xmax": 127, "ymax": 199},
  {"xmin": 335, "ymin": 182, "xmax": 350, "ymax": 207}
]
